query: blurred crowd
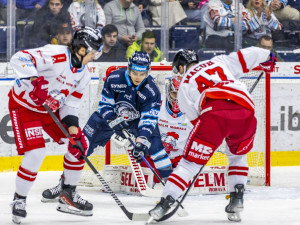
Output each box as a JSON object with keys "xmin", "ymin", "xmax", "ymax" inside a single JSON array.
[{"xmin": 0, "ymin": 0, "xmax": 300, "ymax": 62}]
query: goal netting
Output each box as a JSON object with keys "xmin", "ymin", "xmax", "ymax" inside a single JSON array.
[{"xmin": 79, "ymin": 64, "xmax": 270, "ymax": 191}]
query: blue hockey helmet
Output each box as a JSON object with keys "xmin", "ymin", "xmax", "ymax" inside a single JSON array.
[{"xmin": 128, "ymin": 51, "xmax": 151, "ymax": 72}]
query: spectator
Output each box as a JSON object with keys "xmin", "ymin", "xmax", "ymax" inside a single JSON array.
[
  {"xmin": 94, "ymin": 24, "xmax": 127, "ymax": 62},
  {"xmin": 267, "ymin": 0, "xmax": 300, "ymax": 21},
  {"xmin": 126, "ymin": 30, "xmax": 162, "ymax": 62},
  {"xmin": 257, "ymin": 35, "xmax": 284, "ymax": 61},
  {"xmin": 51, "ymin": 19, "xmax": 73, "ymax": 45},
  {"xmin": 16, "ymin": 0, "xmax": 46, "ymax": 21},
  {"xmin": 148, "ymin": 0, "xmax": 187, "ymax": 28},
  {"xmin": 133, "ymin": 0, "xmax": 152, "ymax": 26},
  {"xmin": 245, "ymin": 0, "xmax": 281, "ymax": 42},
  {"xmin": 180, "ymin": 0, "xmax": 203, "ymax": 23},
  {"xmin": 29, "ymin": 0, "xmax": 71, "ymax": 48},
  {"xmin": 68, "ymin": 0, "xmax": 105, "ymax": 29},
  {"xmin": 203, "ymin": 0, "xmax": 251, "ymax": 50},
  {"xmin": 0, "ymin": 0, "xmax": 7, "ymax": 23},
  {"xmin": 104, "ymin": 0, "xmax": 145, "ymax": 47}
]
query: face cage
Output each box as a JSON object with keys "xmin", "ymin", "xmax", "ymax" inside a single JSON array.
[{"xmin": 166, "ymin": 80, "xmax": 180, "ymax": 113}]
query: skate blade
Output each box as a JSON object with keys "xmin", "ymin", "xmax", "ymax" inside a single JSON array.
[
  {"xmin": 41, "ymin": 197, "xmax": 59, "ymax": 203},
  {"xmin": 227, "ymin": 212, "xmax": 241, "ymax": 222},
  {"xmin": 57, "ymin": 203, "xmax": 93, "ymax": 216},
  {"xmin": 12, "ymin": 215, "xmax": 23, "ymax": 224}
]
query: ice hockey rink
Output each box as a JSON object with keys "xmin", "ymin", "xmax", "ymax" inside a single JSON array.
[{"xmin": 0, "ymin": 167, "xmax": 299, "ymax": 225}]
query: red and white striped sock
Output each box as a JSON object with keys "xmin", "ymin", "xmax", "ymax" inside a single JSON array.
[{"xmin": 63, "ymin": 153, "xmax": 85, "ymax": 186}]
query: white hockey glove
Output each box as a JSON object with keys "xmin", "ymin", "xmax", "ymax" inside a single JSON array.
[{"xmin": 111, "ymin": 133, "xmax": 132, "ymax": 148}]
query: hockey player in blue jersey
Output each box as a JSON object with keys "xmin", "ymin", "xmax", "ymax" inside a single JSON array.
[{"xmin": 41, "ymin": 51, "xmax": 173, "ymax": 201}]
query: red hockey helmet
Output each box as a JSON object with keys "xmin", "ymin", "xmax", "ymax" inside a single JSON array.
[{"xmin": 166, "ymin": 75, "xmax": 182, "ymax": 113}]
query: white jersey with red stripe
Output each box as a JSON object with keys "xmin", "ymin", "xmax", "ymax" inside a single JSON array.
[
  {"xmin": 178, "ymin": 47, "xmax": 270, "ymax": 122},
  {"xmin": 9, "ymin": 44, "xmax": 91, "ymax": 120},
  {"xmin": 158, "ymin": 98, "xmax": 193, "ymax": 159}
]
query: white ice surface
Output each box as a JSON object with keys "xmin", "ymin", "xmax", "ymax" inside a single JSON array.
[{"xmin": 0, "ymin": 167, "xmax": 300, "ymax": 225}]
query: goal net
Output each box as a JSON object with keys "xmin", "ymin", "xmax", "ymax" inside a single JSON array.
[{"xmin": 79, "ymin": 64, "xmax": 270, "ymax": 192}]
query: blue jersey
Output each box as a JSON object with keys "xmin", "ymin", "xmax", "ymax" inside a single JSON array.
[{"xmin": 98, "ymin": 68, "xmax": 161, "ymax": 139}]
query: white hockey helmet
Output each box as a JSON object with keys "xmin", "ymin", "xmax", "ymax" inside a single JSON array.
[{"xmin": 166, "ymin": 75, "xmax": 182, "ymax": 113}]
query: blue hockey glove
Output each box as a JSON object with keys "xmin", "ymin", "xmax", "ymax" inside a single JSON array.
[{"xmin": 131, "ymin": 137, "xmax": 151, "ymax": 163}]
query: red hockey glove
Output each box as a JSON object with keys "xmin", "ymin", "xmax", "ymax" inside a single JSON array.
[
  {"xmin": 29, "ymin": 76, "xmax": 49, "ymax": 105},
  {"xmin": 259, "ymin": 52, "xmax": 277, "ymax": 73},
  {"xmin": 68, "ymin": 128, "xmax": 88, "ymax": 160},
  {"xmin": 44, "ymin": 96, "xmax": 59, "ymax": 112}
]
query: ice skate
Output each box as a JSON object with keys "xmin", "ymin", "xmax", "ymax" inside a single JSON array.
[
  {"xmin": 41, "ymin": 175, "xmax": 64, "ymax": 202},
  {"xmin": 10, "ymin": 193, "xmax": 27, "ymax": 224},
  {"xmin": 225, "ymin": 184, "xmax": 244, "ymax": 222},
  {"xmin": 148, "ymin": 195, "xmax": 175, "ymax": 223},
  {"xmin": 57, "ymin": 184, "xmax": 93, "ymax": 216}
]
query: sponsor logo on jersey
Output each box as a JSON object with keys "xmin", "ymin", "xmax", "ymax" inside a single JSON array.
[
  {"xmin": 141, "ymin": 127, "xmax": 152, "ymax": 133},
  {"xmin": 137, "ymin": 91, "xmax": 146, "ymax": 100},
  {"xmin": 186, "ymin": 137, "xmax": 215, "ymax": 163},
  {"xmin": 108, "ymin": 74, "xmax": 120, "ymax": 80},
  {"xmin": 145, "ymin": 84, "xmax": 155, "ymax": 96},
  {"xmin": 22, "ymin": 63, "xmax": 34, "ymax": 68},
  {"xmin": 83, "ymin": 124, "xmax": 94, "ymax": 137},
  {"xmin": 18, "ymin": 56, "xmax": 31, "ymax": 62},
  {"xmin": 111, "ymin": 84, "xmax": 127, "ymax": 89},
  {"xmin": 124, "ymin": 94, "xmax": 132, "ymax": 100},
  {"xmin": 25, "ymin": 126, "xmax": 43, "ymax": 140},
  {"xmin": 148, "ymin": 109, "xmax": 159, "ymax": 116},
  {"xmin": 11, "ymin": 110, "xmax": 24, "ymax": 149},
  {"xmin": 16, "ymin": 79, "xmax": 22, "ymax": 87},
  {"xmin": 51, "ymin": 54, "xmax": 67, "ymax": 64}
]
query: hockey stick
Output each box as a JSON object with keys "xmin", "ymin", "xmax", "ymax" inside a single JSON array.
[
  {"xmin": 249, "ymin": 72, "xmax": 264, "ymax": 94},
  {"xmin": 107, "ymin": 118, "xmax": 162, "ymax": 197},
  {"xmin": 43, "ymin": 104, "xmax": 149, "ymax": 221},
  {"xmin": 153, "ymin": 71, "xmax": 265, "ymax": 222},
  {"xmin": 154, "ymin": 166, "xmax": 205, "ymax": 222},
  {"xmin": 122, "ymin": 129, "xmax": 188, "ymax": 217}
]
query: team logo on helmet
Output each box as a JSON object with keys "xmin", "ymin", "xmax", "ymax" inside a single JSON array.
[{"xmin": 128, "ymin": 51, "xmax": 151, "ymax": 72}]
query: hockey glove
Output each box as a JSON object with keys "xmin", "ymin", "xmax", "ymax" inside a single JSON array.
[
  {"xmin": 131, "ymin": 137, "xmax": 151, "ymax": 163},
  {"xmin": 44, "ymin": 90, "xmax": 69, "ymax": 112},
  {"xmin": 68, "ymin": 128, "xmax": 88, "ymax": 160},
  {"xmin": 259, "ymin": 52, "xmax": 277, "ymax": 73},
  {"xmin": 44, "ymin": 96, "xmax": 59, "ymax": 111},
  {"xmin": 29, "ymin": 76, "xmax": 49, "ymax": 105},
  {"xmin": 113, "ymin": 120, "xmax": 129, "ymax": 131}
]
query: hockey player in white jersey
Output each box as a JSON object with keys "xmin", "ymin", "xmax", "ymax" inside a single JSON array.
[
  {"xmin": 148, "ymin": 47, "xmax": 277, "ymax": 222},
  {"xmin": 158, "ymin": 74, "xmax": 193, "ymax": 168},
  {"xmin": 8, "ymin": 26, "xmax": 102, "ymax": 224}
]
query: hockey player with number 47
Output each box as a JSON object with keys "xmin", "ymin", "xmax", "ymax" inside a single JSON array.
[
  {"xmin": 8, "ymin": 26, "xmax": 102, "ymax": 224},
  {"xmin": 148, "ymin": 47, "xmax": 277, "ymax": 223}
]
